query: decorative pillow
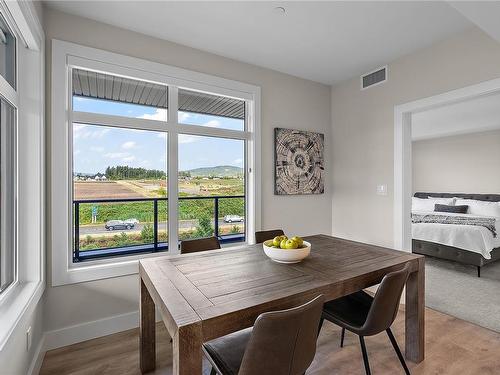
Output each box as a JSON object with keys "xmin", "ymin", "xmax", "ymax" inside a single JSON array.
[
  {"xmin": 434, "ymin": 204, "xmax": 468, "ymax": 214},
  {"xmin": 455, "ymin": 199, "xmax": 500, "ymax": 218},
  {"xmin": 412, "ymin": 197, "xmax": 455, "ymax": 212}
]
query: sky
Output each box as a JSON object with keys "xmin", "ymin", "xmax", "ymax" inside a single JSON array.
[{"xmin": 73, "ymin": 97, "xmax": 245, "ymax": 174}]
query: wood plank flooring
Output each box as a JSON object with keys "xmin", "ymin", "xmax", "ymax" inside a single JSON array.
[{"xmin": 40, "ymin": 306, "xmax": 500, "ymax": 375}]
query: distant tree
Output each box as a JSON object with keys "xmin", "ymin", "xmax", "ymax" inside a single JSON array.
[{"xmin": 104, "ymin": 165, "xmax": 166, "ymax": 180}]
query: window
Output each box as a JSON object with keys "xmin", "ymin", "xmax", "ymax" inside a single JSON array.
[
  {"xmin": 0, "ymin": 98, "xmax": 15, "ymax": 293},
  {"xmin": 68, "ymin": 64, "xmax": 254, "ymax": 266},
  {"xmin": 53, "ymin": 40, "xmax": 260, "ymax": 284},
  {"xmin": 0, "ymin": 13, "xmax": 16, "ymax": 295},
  {"xmin": 71, "ymin": 70, "xmax": 168, "ymax": 261},
  {"xmin": 178, "ymin": 135, "xmax": 245, "ymax": 244}
]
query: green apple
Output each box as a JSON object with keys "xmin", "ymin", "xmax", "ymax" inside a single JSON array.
[
  {"xmin": 272, "ymin": 236, "xmax": 282, "ymax": 247},
  {"xmin": 291, "ymin": 236, "xmax": 304, "ymax": 247},
  {"xmin": 284, "ymin": 239, "xmax": 299, "ymax": 249},
  {"xmin": 280, "ymin": 239, "xmax": 288, "ymax": 249}
]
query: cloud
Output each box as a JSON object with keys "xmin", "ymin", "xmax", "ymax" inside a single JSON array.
[
  {"xmin": 138, "ymin": 108, "xmax": 167, "ymax": 121},
  {"xmin": 121, "ymin": 141, "xmax": 137, "ymax": 150},
  {"xmin": 233, "ymin": 158, "xmax": 243, "ymax": 165},
  {"xmin": 122, "ymin": 156, "xmax": 136, "ymax": 162},
  {"xmin": 179, "ymin": 112, "xmax": 191, "ymax": 122},
  {"xmin": 90, "ymin": 146, "xmax": 104, "ymax": 153},
  {"xmin": 73, "ymin": 124, "xmax": 111, "ymax": 139},
  {"xmin": 203, "ymin": 120, "xmax": 221, "ymax": 128},
  {"xmin": 157, "ymin": 133, "xmax": 167, "ymax": 140},
  {"xmin": 179, "ymin": 134, "xmax": 199, "ymax": 144},
  {"xmin": 104, "ymin": 152, "xmax": 130, "ymax": 159}
]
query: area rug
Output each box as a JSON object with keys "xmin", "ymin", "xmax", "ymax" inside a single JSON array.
[{"xmin": 425, "ymin": 256, "xmax": 500, "ymax": 333}]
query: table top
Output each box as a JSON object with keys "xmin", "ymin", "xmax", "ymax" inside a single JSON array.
[{"xmin": 139, "ymin": 234, "xmax": 422, "ymax": 340}]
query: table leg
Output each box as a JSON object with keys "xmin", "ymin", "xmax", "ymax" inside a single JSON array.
[
  {"xmin": 405, "ymin": 257, "xmax": 425, "ymax": 362},
  {"xmin": 173, "ymin": 322, "xmax": 203, "ymax": 375},
  {"xmin": 140, "ymin": 278, "xmax": 156, "ymax": 373}
]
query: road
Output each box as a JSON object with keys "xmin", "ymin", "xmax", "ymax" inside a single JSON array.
[{"xmin": 79, "ymin": 219, "xmax": 244, "ymax": 236}]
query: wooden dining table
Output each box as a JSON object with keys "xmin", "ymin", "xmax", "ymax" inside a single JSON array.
[{"xmin": 139, "ymin": 234, "xmax": 425, "ymax": 374}]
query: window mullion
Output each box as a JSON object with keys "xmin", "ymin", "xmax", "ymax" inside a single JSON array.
[
  {"xmin": 167, "ymin": 86, "xmax": 179, "ymax": 253},
  {"xmin": 72, "ymin": 111, "xmax": 169, "ymax": 133}
]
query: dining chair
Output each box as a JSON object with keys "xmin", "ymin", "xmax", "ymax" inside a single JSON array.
[
  {"xmin": 255, "ymin": 229, "xmax": 285, "ymax": 244},
  {"xmin": 180, "ymin": 236, "xmax": 221, "ymax": 254},
  {"xmin": 203, "ymin": 295, "xmax": 324, "ymax": 375},
  {"xmin": 317, "ymin": 263, "xmax": 411, "ymax": 375}
]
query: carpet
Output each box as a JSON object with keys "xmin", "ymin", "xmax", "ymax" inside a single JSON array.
[{"xmin": 425, "ymin": 256, "xmax": 500, "ymax": 333}]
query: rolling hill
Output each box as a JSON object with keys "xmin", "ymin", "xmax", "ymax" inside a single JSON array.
[{"xmin": 185, "ymin": 165, "xmax": 243, "ymax": 177}]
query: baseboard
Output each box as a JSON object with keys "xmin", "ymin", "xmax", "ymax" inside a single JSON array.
[
  {"xmin": 43, "ymin": 310, "xmax": 140, "ymax": 351},
  {"xmin": 27, "ymin": 335, "xmax": 46, "ymax": 375}
]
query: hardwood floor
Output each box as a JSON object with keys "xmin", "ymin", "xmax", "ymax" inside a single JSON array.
[{"xmin": 40, "ymin": 306, "xmax": 500, "ymax": 375}]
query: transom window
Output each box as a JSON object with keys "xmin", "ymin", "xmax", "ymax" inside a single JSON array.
[{"xmin": 71, "ymin": 67, "xmax": 249, "ymax": 262}]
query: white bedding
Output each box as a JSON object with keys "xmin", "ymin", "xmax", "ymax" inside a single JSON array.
[{"xmin": 411, "ymin": 211, "xmax": 500, "ymax": 259}]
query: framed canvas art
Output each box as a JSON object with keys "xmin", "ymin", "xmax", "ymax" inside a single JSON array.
[{"xmin": 274, "ymin": 128, "xmax": 324, "ymax": 195}]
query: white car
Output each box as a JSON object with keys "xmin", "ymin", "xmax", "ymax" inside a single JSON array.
[
  {"xmin": 125, "ymin": 218, "xmax": 139, "ymax": 225},
  {"xmin": 224, "ymin": 215, "xmax": 244, "ymax": 223}
]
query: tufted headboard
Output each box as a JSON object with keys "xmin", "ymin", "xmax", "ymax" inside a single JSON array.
[{"xmin": 414, "ymin": 192, "xmax": 500, "ymax": 202}]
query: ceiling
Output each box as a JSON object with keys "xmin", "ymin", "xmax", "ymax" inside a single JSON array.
[
  {"xmin": 412, "ymin": 92, "xmax": 500, "ymax": 141},
  {"xmin": 44, "ymin": 1, "xmax": 474, "ymax": 85}
]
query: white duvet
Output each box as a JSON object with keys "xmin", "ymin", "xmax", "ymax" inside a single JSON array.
[{"xmin": 411, "ymin": 211, "xmax": 500, "ymax": 259}]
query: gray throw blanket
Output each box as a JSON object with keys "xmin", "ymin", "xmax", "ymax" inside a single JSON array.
[{"xmin": 412, "ymin": 213, "xmax": 497, "ymax": 238}]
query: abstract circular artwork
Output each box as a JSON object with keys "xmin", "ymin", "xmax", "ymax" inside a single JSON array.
[{"xmin": 274, "ymin": 128, "xmax": 324, "ymax": 195}]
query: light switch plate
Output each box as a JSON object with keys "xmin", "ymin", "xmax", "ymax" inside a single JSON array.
[{"xmin": 376, "ymin": 184, "xmax": 388, "ymax": 196}]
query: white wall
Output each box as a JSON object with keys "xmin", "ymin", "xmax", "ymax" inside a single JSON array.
[
  {"xmin": 331, "ymin": 27, "xmax": 500, "ymax": 247},
  {"xmin": 413, "ymin": 130, "xmax": 500, "ymax": 194},
  {"xmin": 44, "ymin": 8, "xmax": 332, "ymax": 338}
]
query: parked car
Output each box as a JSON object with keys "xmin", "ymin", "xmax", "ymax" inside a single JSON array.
[
  {"xmin": 224, "ymin": 215, "xmax": 244, "ymax": 223},
  {"xmin": 105, "ymin": 220, "xmax": 135, "ymax": 231},
  {"xmin": 124, "ymin": 218, "xmax": 139, "ymax": 225}
]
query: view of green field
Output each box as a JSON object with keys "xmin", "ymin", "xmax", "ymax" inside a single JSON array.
[{"xmin": 74, "ymin": 167, "xmax": 245, "ymax": 252}]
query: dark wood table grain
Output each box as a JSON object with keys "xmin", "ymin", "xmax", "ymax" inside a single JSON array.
[{"xmin": 139, "ymin": 234, "xmax": 425, "ymax": 374}]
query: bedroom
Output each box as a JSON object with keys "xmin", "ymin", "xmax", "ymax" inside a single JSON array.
[{"xmin": 410, "ymin": 91, "xmax": 500, "ymax": 332}]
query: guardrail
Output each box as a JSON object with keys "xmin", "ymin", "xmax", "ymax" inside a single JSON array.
[{"xmin": 73, "ymin": 195, "xmax": 245, "ymax": 262}]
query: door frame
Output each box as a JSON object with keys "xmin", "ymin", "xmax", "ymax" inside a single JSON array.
[{"xmin": 393, "ymin": 78, "xmax": 500, "ymax": 251}]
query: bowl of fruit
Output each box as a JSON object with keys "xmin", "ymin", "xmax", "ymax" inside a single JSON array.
[{"xmin": 262, "ymin": 235, "xmax": 311, "ymax": 264}]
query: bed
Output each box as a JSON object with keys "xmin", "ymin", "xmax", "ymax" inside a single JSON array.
[{"xmin": 412, "ymin": 192, "xmax": 500, "ymax": 277}]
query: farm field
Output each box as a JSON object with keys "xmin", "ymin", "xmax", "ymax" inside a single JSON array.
[{"xmin": 74, "ymin": 177, "xmax": 245, "ymax": 252}]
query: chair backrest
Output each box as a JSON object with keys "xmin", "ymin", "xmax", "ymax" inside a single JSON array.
[
  {"xmin": 255, "ymin": 229, "xmax": 285, "ymax": 244},
  {"xmin": 180, "ymin": 236, "xmax": 221, "ymax": 254},
  {"xmin": 238, "ymin": 295, "xmax": 324, "ymax": 375},
  {"xmin": 361, "ymin": 263, "xmax": 411, "ymax": 336}
]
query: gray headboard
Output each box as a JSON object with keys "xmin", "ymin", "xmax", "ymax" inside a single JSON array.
[{"xmin": 414, "ymin": 192, "xmax": 500, "ymax": 202}]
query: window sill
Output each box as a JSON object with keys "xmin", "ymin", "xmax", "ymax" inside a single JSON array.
[
  {"xmin": 0, "ymin": 280, "xmax": 44, "ymax": 350},
  {"xmin": 54, "ymin": 237, "xmax": 246, "ymax": 286}
]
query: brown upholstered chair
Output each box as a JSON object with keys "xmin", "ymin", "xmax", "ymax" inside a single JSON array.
[
  {"xmin": 203, "ymin": 295, "xmax": 324, "ymax": 375},
  {"xmin": 180, "ymin": 236, "xmax": 221, "ymax": 254},
  {"xmin": 255, "ymin": 229, "xmax": 285, "ymax": 244},
  {"xmin": 318, "ymin": 263, "xmax": 411, "ymax": 375}
]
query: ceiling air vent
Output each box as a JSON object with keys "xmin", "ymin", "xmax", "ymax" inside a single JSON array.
[{"xmin": 361, "ymin": 66, "xmax": 387, "ymax": 90}]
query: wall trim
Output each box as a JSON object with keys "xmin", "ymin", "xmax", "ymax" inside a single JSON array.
[
  {"xmin": 394, "ymin": 77, "xmax": 500, "ymax": 251},
  {"xmin": 27, "ymin": 335, "xmax": 45, "ymax": 375},
  {"xmin": 43, "ymin": 311, "xmax": 141, "ymax": 351}
]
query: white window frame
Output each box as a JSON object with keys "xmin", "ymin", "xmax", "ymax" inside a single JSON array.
[
  {"xmin": 51, "ymin": 40, "xmax": 261, "ymax": 286},
  {"xmin": 0, "ymin": 1, "xmax": 44, "ymax": 350}
]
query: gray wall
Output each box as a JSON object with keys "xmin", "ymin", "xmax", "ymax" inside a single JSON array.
[
  {"xmin": 413, "ymin": 130, "xmax": 500, "ymax": 194},
  {"xmin": 44, "ymin": 8, "xmax": 332, "ymax": 334},
  {"xmin": 331, "ymin": 27, "xmax": 500, "ymax": 247}
]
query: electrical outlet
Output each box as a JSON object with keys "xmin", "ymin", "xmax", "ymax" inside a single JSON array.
[{"xmin": 26, "ymin": 326, "xmax": 32, "ymax": 351}]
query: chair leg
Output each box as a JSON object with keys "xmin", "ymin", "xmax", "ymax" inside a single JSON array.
[
  {"xmin": 477, "ymin": 266, "xmax": 481, "ymax": 278},
  {"xmin": 317, "ymin": 317, "xmax": 324, "ymax": 337},
  {"xmin": 210, "ymin": 367, "xmax": 217, "ymax": 375},
  {"xmin": 386, "ymin": 328, "xmax": 411, "ymax": 375},
  {"xmin": 340, "ymin": 327, "xmax": 345, "ymax": 348},
  {"xmin": 359, "ymin": 336, "xmax": 371, "ymax": 375}
]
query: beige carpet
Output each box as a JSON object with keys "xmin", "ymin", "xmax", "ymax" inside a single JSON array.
[{"xmin": 425, "ymin": 256, "xmax": 500, "ymax": 333}]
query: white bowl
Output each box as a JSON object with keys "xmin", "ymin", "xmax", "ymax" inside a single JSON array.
[{"xmin": 263, "ymin": 241, "xmax": 311, "ymax": 264}]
